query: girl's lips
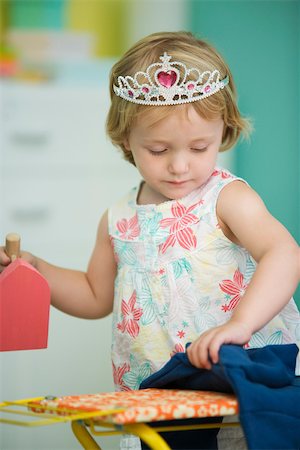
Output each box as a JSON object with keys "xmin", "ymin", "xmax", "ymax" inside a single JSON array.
[{"xmin": 167, "ymin": 180, "xmax": 188, "ymax": 185}]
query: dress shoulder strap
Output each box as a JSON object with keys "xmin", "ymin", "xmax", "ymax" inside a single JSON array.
[
  {"xmin": 108, "ymin": 186, "xmax": 139, "ymax": 237},
  {"xmin": 198, "ymin": 167, "xmax": 249, "ymax": 228}
]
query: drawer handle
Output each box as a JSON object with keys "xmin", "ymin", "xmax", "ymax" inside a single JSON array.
[
  {"xmin": 10, "ymin": 208, "xmax": 50, "ymax": 222},
  {"xmin": 9, "ymin": 132, "xmax": 50, "ymax": 148}
]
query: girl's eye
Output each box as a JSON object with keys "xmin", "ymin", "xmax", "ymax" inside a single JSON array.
[
  {"xmin": 148, "ymin": 149, "xmax": 167, "ymax": 155},
  {"xmin": 191, "ymin": 147, "xmax": 207, "ymax": 153}
]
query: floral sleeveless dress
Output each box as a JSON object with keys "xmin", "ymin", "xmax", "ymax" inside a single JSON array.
[{"xmin": 108, "ymin": 167, "xmax": 300, "ymax": 395}]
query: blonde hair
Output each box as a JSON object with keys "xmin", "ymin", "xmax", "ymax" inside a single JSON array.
[{"xmin": 106, "ymin": 31, "xmax": 251, "ymax": 165}]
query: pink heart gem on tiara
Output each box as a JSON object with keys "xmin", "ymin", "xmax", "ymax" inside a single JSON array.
[{"xmin": 157, "ymin": 71, "xmax": 177, "ymax": 88}]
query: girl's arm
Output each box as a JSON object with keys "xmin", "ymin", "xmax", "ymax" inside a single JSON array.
[
  {"xmin": 0, "ymin": 211, "xmax": 116, "ymax": 320},
  {"xmin": 187, "ymin": 181, "xmax": 299, "ymax": 369}
]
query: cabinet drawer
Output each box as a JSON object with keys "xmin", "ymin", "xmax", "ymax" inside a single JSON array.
[
  {"xmin": 2, "ymin": 84, "xmax": 110, "ymax": 168},
  {"xmin": 2, "ymin": 166, "xmax": 140, "ymax": 258}
]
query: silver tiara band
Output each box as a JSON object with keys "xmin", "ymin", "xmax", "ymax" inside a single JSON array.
[{"xmin": 113, "ymin": 52, "xmax": 229, "ymax": 106}]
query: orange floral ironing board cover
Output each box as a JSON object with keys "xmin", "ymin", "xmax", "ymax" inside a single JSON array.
[{"xmin": 32, "ymin": 389, "xmax": 239, "ymax": 425}]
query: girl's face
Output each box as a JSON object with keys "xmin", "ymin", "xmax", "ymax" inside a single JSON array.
[{"xmin": 124, "ymin": 105, "xmax": 224, "ymax": 204}]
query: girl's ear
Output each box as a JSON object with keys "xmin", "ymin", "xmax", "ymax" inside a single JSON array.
[{"xmin": 123, "ymin": 138, "xmax": 131, "ymax": 151}]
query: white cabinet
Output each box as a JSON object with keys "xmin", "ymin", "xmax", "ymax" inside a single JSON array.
[
  {"xmin": 0, "ymin": 80, "xmax": 140, "ymax": 450},
  {"xmin": 2, "ymin": 85, "xmax": 109, "ymax": 170},
  {"xmin": 1, "ymin": 82, "xmax": 139, "ymax": 263}
]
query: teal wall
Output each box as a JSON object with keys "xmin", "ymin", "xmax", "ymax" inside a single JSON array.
[
  {"xmin": 188, "ymin": 0, "xmax": 300, "ymax": 306},
  {"xmin": 8, "ymin": 0, "xmax": 66, "ymax": 29}
]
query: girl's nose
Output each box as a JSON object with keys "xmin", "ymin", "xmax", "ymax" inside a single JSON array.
[{"xmin": 168, "ymin": 153, "xmax": 189, "ymax": 175}]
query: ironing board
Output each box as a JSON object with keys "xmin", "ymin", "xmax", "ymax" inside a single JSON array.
[{"xmin": 0, "ymin": 388, "xmax": 239, "ymax": 450}]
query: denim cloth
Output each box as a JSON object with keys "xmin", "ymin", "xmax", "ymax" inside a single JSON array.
[{"xmin": 140, "ymin": 344, "xmax": 300, "ymax": 450}]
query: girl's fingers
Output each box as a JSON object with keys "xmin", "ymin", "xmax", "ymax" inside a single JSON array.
[
  {"xmin": 196, "ymin": 341, "xmax": 210, "ymax": 369},
  {"xmin": 0, "ymin": 255, "xmax": 11, "ymax": 271},
  {"xmin": 208, "ymin": 335, "xmax": 224, "ymax": 365},
  {"xmin": 187, "ymin": 327, "xmax": 229, "ymax": 368},
  {"xmin": 187, "ymin": 322, "xmax": 252, "ymax": 370},
  {"xmin": 0, "ymin": 263, "xmax": 10, "ymax": 273},
  {"xmin": 187, "ymin": 332, "xmax": 217, "ymax": 369}
]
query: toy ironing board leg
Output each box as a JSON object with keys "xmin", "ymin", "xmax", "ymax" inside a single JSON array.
[
  {"xmin": 71, "ymin": 420, "xmax": 171, "ymax": 450},
  {"xmin": 72, "ymin": 421, "xmax": 102, "ymax": 450},
  {"xmin": 123, "ymin": 423, "xmax": 171, "ymax": 450}
]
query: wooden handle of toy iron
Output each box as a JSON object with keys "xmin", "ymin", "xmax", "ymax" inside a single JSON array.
[{"xmin": 5, "ymin": 233, "xmax": 21, "ymax": 261}]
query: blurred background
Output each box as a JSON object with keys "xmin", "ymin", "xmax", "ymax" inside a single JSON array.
[{"xmin": 0, "ymin": 1, "xmax": 299, "ymax": 449}]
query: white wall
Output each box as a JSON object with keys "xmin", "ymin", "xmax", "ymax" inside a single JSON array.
[{"xmin": 125, "ymin": 0, "xmax": 188, "ymax": 47}]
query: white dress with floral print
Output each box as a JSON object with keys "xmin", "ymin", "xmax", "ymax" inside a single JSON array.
[{"xmin": 108, "ymin": 167, "xmax": 300, "ymax": 396}]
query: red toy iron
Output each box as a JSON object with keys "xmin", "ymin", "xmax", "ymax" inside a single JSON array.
[{"xmin": 0, "ymin": 233, "xmax": 50, "ymax": 351}]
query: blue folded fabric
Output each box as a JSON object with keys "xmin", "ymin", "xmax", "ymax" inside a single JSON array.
[{"xmin": 140, "ymin": 344, "xmax": 300, "ymax": 450}]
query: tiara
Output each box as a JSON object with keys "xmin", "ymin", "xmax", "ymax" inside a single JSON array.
[{"xmin": 113, "ymin": 52, "xmax": 229, "ymax": 106}]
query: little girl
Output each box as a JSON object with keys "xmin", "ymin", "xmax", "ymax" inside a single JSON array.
[{"xmin": 1, "ymin": 31, "xmax": 299, "ymax": 450}]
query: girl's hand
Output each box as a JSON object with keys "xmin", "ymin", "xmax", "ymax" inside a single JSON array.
[
  {"xmin": 0, "ymin": 246, "xmax": 11, "ymax": 272},
  {"xmin": 186, "ymin": 320, "xmax": 252, "ymax": 369},
  {"xmin": 0, "ymin": 246, "xmax": 38, "ymax": 273}
]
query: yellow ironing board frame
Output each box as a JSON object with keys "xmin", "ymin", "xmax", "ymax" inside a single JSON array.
[{"xmin": 0, "ymin": 390, "xmax": 240, "ymax": 450}]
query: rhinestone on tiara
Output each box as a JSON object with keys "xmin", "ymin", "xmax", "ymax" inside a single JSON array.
[{"xmin": 113, "ymin": 52, "xmax": 229, "ymax": 106}]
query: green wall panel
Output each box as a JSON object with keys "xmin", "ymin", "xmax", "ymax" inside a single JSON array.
[{"xmin": 188, "ymin": 0, "xmax": 299, "ymax": 305}]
